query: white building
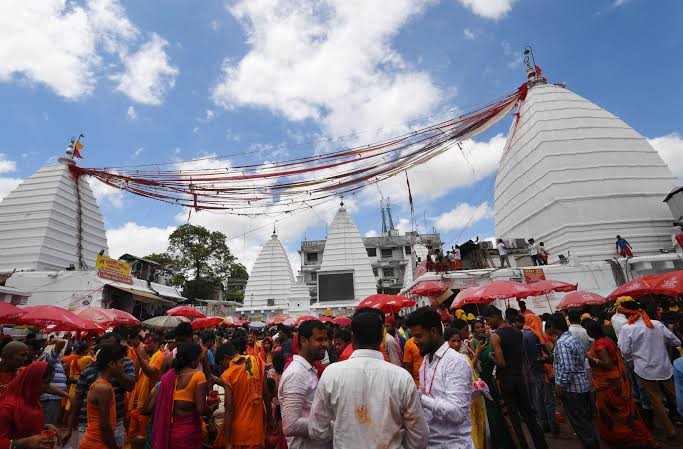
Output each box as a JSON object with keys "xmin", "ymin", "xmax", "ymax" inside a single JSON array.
[
  {"xmin": 495, "ymin": 77, "xmax": 678, "ymax": 263},
  {"xmin": 1, "ymin": 154, "xmax": 178, "ymax": 316},
  {"xmin": 406, "ymin": 69, "xmax": 682, "ymax": 312},
  {"xmin": 0, "ymin": 157, "xmax": 108, "ymax": 272},
  {"xmin": 310, "ymin": 205, "xmax": 377, "ymax": 315},
  {"xmin": 238, "ymin": 231, "xmax": 295, "ymax": 319}
]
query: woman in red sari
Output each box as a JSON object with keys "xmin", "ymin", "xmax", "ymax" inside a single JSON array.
[
  {"xmin": 584, "ymin": 320, "xmax": 656, "ymax": 449},
  {"xmin": 150, "ymin": 343, "xmax": 214, "ymax": 449},
  {"xmin": 0, "ymin": 362, "xmax": 56, "ymax": 449}
]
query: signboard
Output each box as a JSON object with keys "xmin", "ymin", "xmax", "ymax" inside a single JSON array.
[
  {"xmin": 323, "ymin": 309, "xmax": 334, "ymax": 317},
  {"xmin": 449, "ymin": 278, "xmax": 480, "ymax": 289},
  {"xmin": 523, "ymin": 268, "xmax": 546, "ymax": 283},
  {"xmin": 96, "ymin": 255, "xmax": 133, "ymax": 284}
]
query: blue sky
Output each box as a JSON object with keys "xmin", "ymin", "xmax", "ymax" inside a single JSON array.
[{"xmin": 1, "ymin": 0, "xmax": 682, "ymax": 272}]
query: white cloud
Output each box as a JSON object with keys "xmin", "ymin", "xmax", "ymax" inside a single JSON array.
[
  {"xmin": 0, "ymin": 154, "xmax": 21, "ymax": 202},
  {"xmin": 463, "ymin": 28, "xmax": 477, "ymax": 40},
  {"xmin": 112, "ymin": 33, "xmax": 178, "ymax": 105},
  {"xmin": 457, "ymin": 0, "xmax": 516, "ymax": 20},
  {"xmin": 363, "ymin": 133, "xmax": 507, "ymax": 207},
  {"xmin": 212, "ymin": 0, "xmax": 442, "ymax": 140},
  {"xmin": 649, "ymin": 132, "xmax": 683, "ymax": 179},
  {"xmin": 134, "ymin": 147, "xmax": 144, "ymax": 157},
  {"xmin": 87, "ymin": 176, "xmax": 124, "ymax": 208},
  {"xmin": 0, "ymin": 177, "xmax": 22, "ymax": 202},
  {"xmin": 0, "ymin": 1, "xmax": 175, "ymax": 102},
  {"xmin": 106, "ymin": 222, "xmax": 175, "ymax": 258},
  {"xmin": 127, "ymin": 105, "xmax": 137, "ymax": 120},
  {"xmin": 205, "ymin": 110, "xmax": 215, "ymax": 121},
  {"xmin": 434, "ymin": 201, "xmax": 492, "ymax": 232},
  {"xmin": 0, "ymin": 154, "xmax": 17, "ymax": 174},
  {"xmin": 365, "ymin": 229, "xmax": 378, "ymax": 237}
]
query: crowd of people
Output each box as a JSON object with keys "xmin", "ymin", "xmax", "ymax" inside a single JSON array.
[{"xmin": 0, "ymin": 295, "xmax": 682, "ymax": 449}]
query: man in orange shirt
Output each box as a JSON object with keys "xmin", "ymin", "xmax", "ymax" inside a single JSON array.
[
  {"xmin": 214, "ymin": 340, "xmax": 271, "ymax": 449},
  {"xmin": 128, "ymin": 333, "xmax": 164, "ymax": 439},
  {"xmin": 402, "ymin": 336, "xmax": 423, "ymax": 388}
]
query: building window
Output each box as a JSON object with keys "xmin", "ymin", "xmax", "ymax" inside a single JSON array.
[
  {"xmin": 373, "ymin": 268, "xmax": 378, "ymax": 277},
  {"xmin": 267, "ymin": 298, "xmax": 275, "ymax": 306},
  {"xmin": 382, "ymin": 268, "xmax": 394, "ymax": 278},
  {"xmin": 381, "ymin": 248, "xmax": 394, "ymax": 259},
  {"xmin": 306, "ymin": 252, "xmax": 318, "ymax": 262},
  {"xmin": 404, "ymin": 246, "xmax": 411, "ymax": 255},
  {"xmin": 366, "ymin": 247, "xmax": 377, "ymax": 257}
]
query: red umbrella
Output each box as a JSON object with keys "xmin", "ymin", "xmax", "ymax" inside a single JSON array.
[
  {"xmin": 166, "ymin": 306, "xmax": 205, "ymax": 319},
  {"xmin": 319, "ymin": 316, "xmax": 334, "ymax": 323},
  {"xmin": 357, "ymin": 294, "xmax": 415, "ymax": 314},
  {"xmin": 0, "ymin": 302, "xmax": 24, "ymax": 323},
  {"xmin": 267, "ymin": 315, "xmax": 290, "ymax": 325},
  {"xmin": 606, "ymin": 274, "xmax": 660, "ymax": 300},
  {"xmin": 191, "ymin": 316, "xmax": 225, "ymax": 330},
  {"xmin": 107, "ymin": 309, "xmax": 140, "ymax": 326},
  {"xmin": 464, "ymin": 281, "xmax": 535, "ymax": 304},
  {"xmin": 650, "ymin": 270, "xmax": 683, "ymax": 296},
  {"xmin": 282, "ymin": 318, "xmax": 297, "ymax": 327},
  {"xmin": 557, "ymin": 291, "xmax": 608, "ymax": 310},
  {"xmin": 19, "ymin": 305, "xmax": 89, "ymax": 330},
  {"xmin": 526, "ymin": 280, "xmax": 578, "ymax": 296},
  {"xmin": 410, "ymin": 281, "xmax": 448, "ymax": 297},
  {"xmin": 332, "ymin": 316, "xmax": 352, "ymax": 326},
  {"xmin": 450, "ymin": 287, "xmax": 479, "ymax": 309},
  {"xmin": 296, "ymin": 315, "xmax": 317, "ymax": 325}
]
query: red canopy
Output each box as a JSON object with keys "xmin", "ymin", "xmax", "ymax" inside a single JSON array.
[
  {"xmin": 650, "ymin": 270, "xmax": 683, "ymax": 296},
  {"xmin": 107, "ymin": 309, "xmax": 140, "ymax": 326},
  {"xmin": 319, "ymin": 316, "xmax": 334, "ymax": 323},
  {"xmin": 607, "ymin": 274, "xmax": 660, "ymax": 300},
  {"xmin": 557, "ymin": 291, "xmax": 608, "ymax": 310},
  {"xmin": 357, "ymin": 294, "xmax": 415, "ymax": 314},
  {"xmin": 191, "ymin": 316, "xmax": 225, "ymax": 330},
  {"xmin": 526, "ymin": 279, "xmax": 578, "ymax": 296},
  {"xmin": 166, "ymin": 306, "xmax": 206, "ymax": 319},
  {"xmin": 332, "ymin": 316, "xmax": 352, "ymax": 326},
  {"xmin": 267, "ymin": 315, "xmax": 290, "ymax": 325},
  {"xmin": 0, "ymin": 302, "xmax": 24, "ymax": 323},
  {"xmin": 295, "ymin": 315, "xmax": 317, "ymax": 325},
  {"xmin": 19, "ymin": 305, "xmax": 89, "ymax": 330},
  {"xmin": 410, "ymin": 281, "xmax": 448, "ymax": 297},
  {"xmin": 463, "ymin": 281, "xmax": 535, "ymax": 304},
  {"xmin": 450, "ymin": 287, "xmax": 479, "ymax": 309}
]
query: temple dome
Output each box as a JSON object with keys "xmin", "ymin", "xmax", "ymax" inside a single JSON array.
[
  {"xmin": 0, "ymin": 158, "xmax": 108, "ymax": 272},
  {"xmin": 495, "ymin": 82, "xmax": 677, "ymax": 262},
  {"xmin": 317, "ymin": 206, "xmax": 376, "ymax": 303},
  {"xmin": 243, "ymin": 231, "xmax": 294, "ymax": 308}
]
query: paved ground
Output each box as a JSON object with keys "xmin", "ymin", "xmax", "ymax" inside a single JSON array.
[{"xmin": 534, "ymin": 408, "xmax": 683, "ymax": 449}]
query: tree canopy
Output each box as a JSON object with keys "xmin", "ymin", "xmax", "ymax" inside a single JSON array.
[{"xmin": 144, "ymin": 224, "xmax": 248, "ymax": 301}]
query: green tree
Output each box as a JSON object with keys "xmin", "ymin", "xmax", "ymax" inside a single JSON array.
[{"xmin": 144, "ymin": 224, "xmax": 248, "ymax": 301}]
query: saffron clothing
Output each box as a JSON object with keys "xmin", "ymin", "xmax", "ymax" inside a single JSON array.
[
  {"xmin": 80, "ymin": 378, "xmax": 117, "ymax": 449},
  {"xmin": 215, "ymin": 355, "xmax": 266, "ymax": 448},
  {"xmin": 402, "ymin": 337, "xmax": 423, "ymax": 388},
  {"xmin": 173, "ymin": 371, "xmax": 206, "ymax": 402},
  {"xmin": 152, "ymin": 369, "xmax": 204, "ymax": 449},
  {"xmin": 0, "ymin": 362, "xmax": 48, "ymax": 449},
  {"xmin": 67, "ymin": 356, "xmax": 93, "ymax": 411},
  {"xmin": 588, "ymin": 338, "xmax": 655, "ymax": 448},
  {"xmin": 128, "ymin": 350, "xmax": 165, "ymax": 437}
]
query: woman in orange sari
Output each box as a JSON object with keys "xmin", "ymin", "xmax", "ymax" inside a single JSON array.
[
  {"xmin": 584, "ymin": 320, "xmax": 656, "ymax": 449},
  {"xmin": 259, "ymin": 337, "xmax": 274, "ymax": 371}
]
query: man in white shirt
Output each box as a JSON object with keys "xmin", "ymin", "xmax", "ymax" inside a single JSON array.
[
  {"xmin": 309, "ymin": 309, "xmax": 428, "ymax": 449},
  {"xmin": 567, "ymin": 310, "xmax": 593, "ymax": 353},
  {"xmin": 406, "ymin": 307, "xmax": 474, "ymax": 449},
  {"xmin": 496, "ymin": 239, "xmax": 510, "ymax": 267},
  {"xmin": 528, "ymin": 238, "xmax": 540, "ymax": 266},
  {"xmin": 278, "ymin": 320, "xmax": 331, "ymax": 449},
  {"xmin": 618, "ymin": 300, "xmax": 681, "ymax": 440}
]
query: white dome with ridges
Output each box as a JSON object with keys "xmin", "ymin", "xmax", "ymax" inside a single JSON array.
[
  {"xmin": 495, "ymin": 81, "xmax": 677, "ymax": 262},
  {"xmin": 243, "ymin": 232, "xmax": 294, "ymax": 308}
]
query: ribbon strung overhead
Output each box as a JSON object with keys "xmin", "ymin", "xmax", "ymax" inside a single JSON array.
[{"xmin": 70, "ymin": 84, "xmax": 528, "ymax": 215}]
